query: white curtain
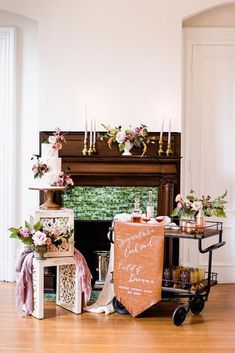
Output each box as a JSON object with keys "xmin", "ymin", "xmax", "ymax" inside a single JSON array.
[{"xmin": 0, "ymin": 27, "xmax": 17, "ymax": 281}]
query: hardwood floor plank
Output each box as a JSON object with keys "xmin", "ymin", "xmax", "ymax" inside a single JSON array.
[{"xmin": 0, "ymin": 282, "xmax": 235, "ymax": 353}]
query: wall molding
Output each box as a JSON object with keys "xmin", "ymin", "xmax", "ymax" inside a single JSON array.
[{"xmin": 0, "ymin": 27, "xmax": 17, "ymax": 281}]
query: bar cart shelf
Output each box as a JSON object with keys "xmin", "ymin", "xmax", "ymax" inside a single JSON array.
[
  {"xmin": 163, "ymin": 220, "xmax": 225, "ymax": 325},
  {"xmin": 112, "ymin": 220, "xmax": 225, "ymax": 326}
]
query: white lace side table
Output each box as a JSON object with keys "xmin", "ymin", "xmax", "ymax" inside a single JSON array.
[{"xmin": 32, "ymin": 256, "xmax": 82, "ymax": 319}]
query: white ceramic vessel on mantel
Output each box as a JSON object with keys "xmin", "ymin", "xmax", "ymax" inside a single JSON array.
[{"xmin": 122, "ymin": 140, "xmax": 133, "ymax": 156}]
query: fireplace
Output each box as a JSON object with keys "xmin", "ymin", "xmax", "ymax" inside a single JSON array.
[{"xmin": 39, "ymin": 131, "xmax": 181, "ymax": 291}]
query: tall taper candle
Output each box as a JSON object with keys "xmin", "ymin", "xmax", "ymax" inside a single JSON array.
[
  {"xmin": 168, "ymin": 118, "xmax": 171, "ymax": 144},
  {"xmin": 90, "ymin": 119, "xmax": 93, "ymax": 147},
  {"xmin": 93, "ymin": 117, "xmax": 96, "ymax": 144},
  {"xmin": 160, "ymin": 118, "xmax": 164, "ymax": 142},
  {"xmin": 85, "ymin": 105, "xmax": 88, "ymax": 141}
]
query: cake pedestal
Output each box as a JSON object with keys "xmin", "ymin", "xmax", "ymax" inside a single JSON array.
[{"xmin": 29, "ymin": 186, "xmax": 67, "ymax": 210}]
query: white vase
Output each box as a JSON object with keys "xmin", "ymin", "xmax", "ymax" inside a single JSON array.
[{"xmin": 122, "ymin": 140, "xmax": 133, "ymax": 156}]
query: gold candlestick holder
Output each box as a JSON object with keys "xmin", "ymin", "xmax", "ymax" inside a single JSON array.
[
  {"xmin": 88, "ymin": 143, "xmax": 93, "ymax": 155},
  {"xmin": 158, "ymin": 139, "xmax": 164, "ymax": 156},
  {"xmin": 82, "ymin": 139, "xmax": 88, "ymax": 155},
  {"xmin": 166, "ymin": 143, "xmax": 173, "ymax": 156},
  {"xmin": 92, "ymin": 142, "xmax": 96, "ymax": 154}
]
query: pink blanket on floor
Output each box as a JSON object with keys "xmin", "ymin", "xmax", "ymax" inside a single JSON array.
[{"xmin": 15, "ymin": 249, "xmax": 92, "ymax": 316}]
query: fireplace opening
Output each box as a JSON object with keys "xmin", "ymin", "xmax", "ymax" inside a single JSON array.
[
  {"xmin": 63, "ymin": 186, "xmax": 158, "ymax": 288},
  {"xmin": 74, "ymin": 220, "xmax": 112, "ymax": 288}
]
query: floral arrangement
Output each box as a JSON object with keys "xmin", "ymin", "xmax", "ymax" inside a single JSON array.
[
  {"xmin": 44, "ymin": 127, "xmax": 66, "ymax": 150},
  {"xmin": 171, "ymin": 190, "xmax": 227, "ymax": 218},
  {"xmin": 31, "ymin": 156, "xmax": 49, "ymax": 179},
  {"xmin": 98, "ymin": 124, "xmax": 155, "ymax": 156},
  {"xmin": 9, "ymin": 220, "xmax": 73, "ymax": 254},
  {"xmin": 51, "ymin": 169, "xmax": 74, "ymax": 187}
]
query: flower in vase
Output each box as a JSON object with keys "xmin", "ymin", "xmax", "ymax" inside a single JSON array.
[{"xmin": 171, "ymin": 190, "xmax": 227, "ymax": 218}]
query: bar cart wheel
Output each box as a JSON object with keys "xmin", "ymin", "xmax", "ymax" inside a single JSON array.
[
  {"xmin": 190, "ymin": 295, "xmax": 205, "ymax": 315},
  {"xmin": 172, "ymin": 305, "xmax": 188, "ymax": 326},
  {"xmin": 112, "ymin": 297, "xmax": 129, "ymax": 315}
]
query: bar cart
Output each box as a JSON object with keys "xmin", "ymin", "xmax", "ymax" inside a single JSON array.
[{"xmin": 110, "ymin": 220, "xmax": 225, "ymax": 326}]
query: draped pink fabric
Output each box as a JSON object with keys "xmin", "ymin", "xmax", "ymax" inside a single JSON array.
[
  {"xmin": 15, "ymin": 251, "xmax": 34, "ymax": 316},
  {"xmin": 74, "ymin": 248, "xmax": 92, "ymax": 306},
  {"xmin": 15, "ymin": 249, "xmax": 92, "ymax": 316}
]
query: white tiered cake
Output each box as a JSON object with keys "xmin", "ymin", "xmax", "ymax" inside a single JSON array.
[
  {"xmin": 39, "ymin": 143, "xmax": 62, "ymax": 187},
  {"xmin": 31, "ymin": 129, "xmax": 65, "ymax": 188}
]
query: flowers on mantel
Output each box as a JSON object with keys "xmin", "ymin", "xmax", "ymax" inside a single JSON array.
[
  {"xmin": 98, "ymin": 124, "xmax": 155, "ymax": 156},
  {"xmin": 9, "ymin": 220, "xmax": 73, "ymax": 254},
  {"xmin": 171, "ymin": 190, "xmax": 227, "ymax": 218}
]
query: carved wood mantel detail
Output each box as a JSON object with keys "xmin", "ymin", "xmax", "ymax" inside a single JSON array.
[{"xmin": 39, "ymin": 131, "xmax": 181, "ymax": 216}]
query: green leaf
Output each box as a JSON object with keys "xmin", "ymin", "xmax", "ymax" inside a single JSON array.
[
  {"xmin": 171, "ymin": 208, "xmax": 180, "ymax": 217},
  {"xmin": 8, "ymin": 227, "xmax": 19, "ymax": 233},
  {"xmin": 213, "ymin": 209, "xmax": 226, "ymax": 218},
  {"xmin": 33, "ymin": 221, "xmax": 42, "ymax": 231},
  {"xmin": 24, "ymin": 221, "xmax": 33, "ymax": 230},
  {"xmin": 10, "ymin": 233, "xmax": 18, "ymax": 239}
]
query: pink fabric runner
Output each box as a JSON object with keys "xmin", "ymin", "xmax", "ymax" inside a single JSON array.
[{"xmin": 15, "ymin": 249, "xmax": 92, "ymax": 316}]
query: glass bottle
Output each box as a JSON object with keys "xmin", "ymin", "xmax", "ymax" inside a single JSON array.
[
  {"xmin": 195, "ymin": 209, "xmax": 206, "ymax": 234},
  {"xmin": 131, "ymin": 198, "xmax": 142, "ymax": 223},
  {"xmin": 146, "ymin": 191, "xmax": 154, "ymax": 218}
]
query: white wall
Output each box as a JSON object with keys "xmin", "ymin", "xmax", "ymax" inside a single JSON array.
[
  {"xmin": 0, "ymin": 0, "xmax": 232, "ymax": 233},
  {"xmin": 0, "ymin": 0, "xmax": 231, "ymax": 134}
]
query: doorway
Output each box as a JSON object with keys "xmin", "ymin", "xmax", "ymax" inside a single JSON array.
[{"xmin": 181, "ymin": 27, "xmax": 235, "ymax": 282}]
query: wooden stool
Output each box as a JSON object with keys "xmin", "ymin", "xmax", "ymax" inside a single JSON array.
[{"xmin": 32, "ymin": 256, "xmax": 82, "ymax": 319}]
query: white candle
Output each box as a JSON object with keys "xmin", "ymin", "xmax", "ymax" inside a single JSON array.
[
  {"xmin": 160, "ymin": 118, "xmax": 164, "ymax": 142},
  {"xmin": 90, "ymin": 119, "xmax": 93, "ymax": 146},
  {"xmin": 85, "ymin": 105, "xmax": 88, "ymax": 141},
  {"xmin": 168, "ymin": 118, "xmax": 171, "ymax": 144},
  {"xmin": 93, "ymin": 117, "xmax": 96, "ymax": 144}
]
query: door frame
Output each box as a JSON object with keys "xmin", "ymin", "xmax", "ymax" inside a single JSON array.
[{"xmin": 181, "ymin": 28, "xmax": 235, "ymax": 272}]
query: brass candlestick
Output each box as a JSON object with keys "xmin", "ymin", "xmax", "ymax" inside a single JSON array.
[
  {"xmin": 166, "ymin": 143, "xmax": 173, "ymax": 156},
  {"xmin": 88, "ymin": 144, "xmax": 93, "ymax": 155},
  {"xmin": 92, "ymin": 142, "xmax": 96, "ymax": 154},
  {"xmin": 158, "ymin": 139, "xmax": 164, "ymax": 156},
  {"xmin": 82, "ymin": 139, "xmax": 88, "ymax": 155}
]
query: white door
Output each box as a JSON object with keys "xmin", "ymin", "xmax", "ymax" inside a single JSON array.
[{"xmin": 181, "ymin": 28, "xmax": 235, "ymax": 283}]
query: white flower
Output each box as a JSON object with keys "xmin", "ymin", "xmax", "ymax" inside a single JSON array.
[
  {"xmin": 32, "ymin": 231, "xmax": 48, "ymax": 246},
  {"xmin": 116, "ymin": 131, "xmax": 126, "ymax": 143},
  {"xmin": 192, "ymin": 201, "xmax": 203, "ymax": 211},
  {"xmin": 48, "ymin": 135, "xmax": 57, "ymax": 144},
  {"xmin": 175, "ymin": 194, "xmax": 183, "ymax": 202}
]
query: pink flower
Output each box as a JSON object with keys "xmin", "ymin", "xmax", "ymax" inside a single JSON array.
[
  {"xmin": 126, "ymin": 133, "xmax": 135, "ymax": 141},
  {"xmin": 134, "ymin": 127, "xmax": 141, "ymax": 133},
  {"xmin": 53, "ymin": 229, "xmax": 61, "ymax": 237},
  {"xmin": 32, "ymin": 231, "xmax": 48, "ymax": 246},
  {"xmin": 54, "ymin": 142, "xmax": 62, "ymax": 150},
  {"xmin": 45, "ymin": 238, "xmax": 52, "ymax": 245},
  {"xmin": 139, "ymin": 129, "xmax": 147, "ymax": 136},
  {"xmin": 177, "ymin": 202, "xmax": 183, "ymax": 209},
  {"xmin": 19, "ymin": 227, "xmax": 30, "ymax": 238}
]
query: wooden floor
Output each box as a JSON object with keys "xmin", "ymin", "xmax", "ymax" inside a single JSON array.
[{"xmin": 0, "ymin": 282, "xmax": 235, "ymax": 353}]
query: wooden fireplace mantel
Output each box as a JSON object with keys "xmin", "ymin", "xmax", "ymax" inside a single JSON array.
[{"xmin": 39, "ymin": 131, "xmax": 181, "ymax": 216}]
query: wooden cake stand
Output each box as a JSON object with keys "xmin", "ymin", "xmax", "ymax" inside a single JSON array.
[{"xmin": 29, "ymin": 186, "xmax": 67, "ymax": 209}]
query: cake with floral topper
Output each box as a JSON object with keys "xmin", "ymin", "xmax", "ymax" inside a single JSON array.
[{"xmin": 31, "ymin": 128, "xmax": 74, "ymax": 188}]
